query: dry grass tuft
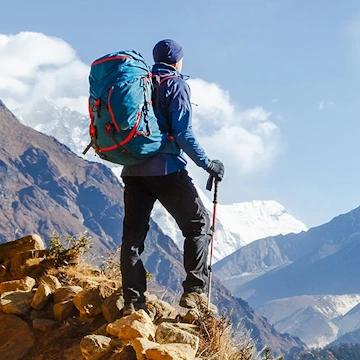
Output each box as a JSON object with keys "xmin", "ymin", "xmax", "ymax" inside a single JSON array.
[
  {"xmin": 46, "ymin": 246, "xmax": 122, "ymax": 298},
  {"xmin": 194, "ymin": 306, "xmax": 255, "ymax": 360}
]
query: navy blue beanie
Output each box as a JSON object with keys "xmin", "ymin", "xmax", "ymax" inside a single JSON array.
[{"xmin": 153, "ymin": 39, "xmax": 184, "ymax": 64}]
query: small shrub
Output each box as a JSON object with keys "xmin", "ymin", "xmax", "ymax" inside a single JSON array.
[{"xmin": 48, "ymin": 233, "xmax": 91, "ymax": 266}]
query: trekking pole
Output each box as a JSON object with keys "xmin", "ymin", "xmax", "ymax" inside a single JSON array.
[{"xmin": 206, "ymin": 175, "xmax": 218, "ymax": 310}]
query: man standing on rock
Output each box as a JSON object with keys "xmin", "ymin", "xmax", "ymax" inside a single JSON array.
[{"xmin": 120, "ymin": 39, "xmax": 224, "ymax": 316}]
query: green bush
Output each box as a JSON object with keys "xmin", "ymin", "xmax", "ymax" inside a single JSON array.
[{"xmin": 48, "ymin": 233, "xmax": 91, "ymax": 266}]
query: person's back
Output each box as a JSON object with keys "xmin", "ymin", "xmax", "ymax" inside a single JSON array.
[{"xmin": 120, "ymin": 39, "xmax": 224, "ymax": 316}]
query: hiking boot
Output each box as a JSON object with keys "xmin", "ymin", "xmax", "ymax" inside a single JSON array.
[
  {"xmin": 122, "ymin": 302, "xmax": 149, "ymax": 316},
  {"xmin": 179, "ymin": 292, "xmax": 218, "ymax": 313}
]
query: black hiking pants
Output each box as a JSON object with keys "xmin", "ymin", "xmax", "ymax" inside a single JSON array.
[{"xmin": 121, "ymin": 169, "xmax": 210, "ymax": 304}]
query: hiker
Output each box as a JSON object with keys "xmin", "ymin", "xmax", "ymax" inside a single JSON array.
[{"xmin": 120, "ymin": 39, "xmax": 225, "ymax": 316}]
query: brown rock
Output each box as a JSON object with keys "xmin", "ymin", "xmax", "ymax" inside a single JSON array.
[
  {"xmin": 31, "ymin": 283, "xmax": 52, "ymax": 310},
  {"xmin": 80, "ymin": 335, "xmax": 112, "ymax": 360},
  {"xmin": 73, "ymin": 286, "xmax": 103, "ymax": 316},
  {"xmin": 147, "ymin": 299, "xmax": 176, "ymax": 323},
  {"xmin": 106, "ymin": 309, "xmax": 156, "ymax": 341},
  {"xmin": 0, "ymin": 313, "xmax": 35, "ymax": 360},
  {"xmin": 101, "ymin": 291, "xmax": 124, "ymax": 322},
  {"xmin": 0, "ymin": 276, "xmax": 36, "ymax": 294},
  {"xmin": 182, "ymin": 308, "xmax": 200, "ymax": 324},
  {"xmin": 53, "ymin": 300, "xmax": 77, "ymax": 321},
  {"xmin": 40, "ymin": 274, "xmax": 62, "ymax": 290},
  {"xmin": 31, "ymin": 274, "xmax": 61, "ymax": 310},
  {"xmin": 32, "ymin": 318, "xmax": 59, "ymax": 332},
  {"xmin": 53, "ymin": 285, "xmax": 82, "ymax": 303},
  {"xmin": 132, "ymin": 338, "xmax": 157, "ymax": 360},
  {"xmin": 146, "ymin": 343, "xmax": 196, "ymax": 360},
  {"xmin": 10, "ymin": 249, "xmax": 47, "ymax": 276},
  {"xmin": 0, "ymin": 234, "xmax": 45, "ymax": 262},
  {"xmin": 0, "ymin": 290, "xmax": 33, "ymax": 315},
  {"xmin": 156, "ymin": 322, "xmax": 199, "ymax": 352},
  {"xmin": 132, "ymin": 338, "xmax": 196, "ymax": 360}
]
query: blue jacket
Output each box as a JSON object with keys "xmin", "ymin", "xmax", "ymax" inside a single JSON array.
[{"xmin": 121, "ymin": 63, "xmax": 210, "ymax": 176}]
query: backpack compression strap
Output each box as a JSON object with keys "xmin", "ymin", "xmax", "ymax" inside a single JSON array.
[{"xmin": 83, "ymin": 98, "xmax": 101, "ymax": 155}]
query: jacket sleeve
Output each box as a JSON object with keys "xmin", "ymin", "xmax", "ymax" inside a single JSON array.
[{"xmin": 166, "ymin": 79, "xmax": 210, "ymax": 169}]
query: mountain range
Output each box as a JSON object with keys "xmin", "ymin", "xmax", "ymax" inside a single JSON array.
[
  {"xmin": 14, "ymin": 95, "xmax": 360, "ymax": 351},
  {"xmin": 0, "ymin": 99, "xmax": 305, "ymax": 357},
  {"xmin": 14, "ymin": 97, "xmax": 307, "ymax": 262},
  {"xmin": 214, "ymin": 204, "xmax": 360, "ymax": 347}
]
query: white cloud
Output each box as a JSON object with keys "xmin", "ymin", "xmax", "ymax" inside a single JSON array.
[
  {"xmin": 0, "ymin": 31, "xmax": 89, "ymax": 113},
  {"xmin": 188, "ymin": 79, "xmax": 280, "ymax": 175},
  {"xmin": 0, "ymin": 32, "xmax": 282, "ymax": 196}
]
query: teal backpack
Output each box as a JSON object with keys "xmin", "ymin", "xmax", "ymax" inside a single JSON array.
[{"xmin": 83, "ymin": 50, "xmax": 166, "ymax": 165}]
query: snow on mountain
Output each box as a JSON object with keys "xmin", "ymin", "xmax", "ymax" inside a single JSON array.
[
  {"xmin": 151, "ymin": 194, "xmax": 307, "ymax": 262},
  {"xmin": 16, "ymin": 96, "xmax": 307, "ymax": 262},
  {"xmin": 335, "ymin": 302, "xmax": 360, "ymax": 338},
  {"xmin": 14, "ymin": 96, "xmax": 97, "ymax": 163},
  {"xmin": 257, "ymin": 294, "xmax": 360, "ymax": 348}
]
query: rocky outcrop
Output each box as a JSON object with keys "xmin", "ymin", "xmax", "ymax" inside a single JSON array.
[{"xmin": 0, "ymin": 235, "xmax": 209, "ymax": 360}]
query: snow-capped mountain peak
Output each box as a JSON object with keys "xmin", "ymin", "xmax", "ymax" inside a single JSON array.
[{"xmin": 152, "ymin": 191, "xmax": 307, "ymax": 263}]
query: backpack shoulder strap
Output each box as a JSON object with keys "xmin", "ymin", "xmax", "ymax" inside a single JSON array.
[{"xmin": 152, "ymin": 74, "xmax": 181, "ymax": 109}]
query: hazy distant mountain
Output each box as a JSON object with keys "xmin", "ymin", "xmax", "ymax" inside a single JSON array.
[
  {"xmin": 15, "ymin": 96, "xmax": 307, "ymax": 262},
  {"xmin": 214, "ymin": 206, "xmax": 360, "ymax": 307},
  {"xmin": 213, "ymin": 204, "xmax": 360, "ymax": 348},
  {"xmin": 257, "ymin": 294, "xmax": 360, "ymax": 348}
]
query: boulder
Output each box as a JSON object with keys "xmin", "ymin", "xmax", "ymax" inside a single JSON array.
[
  {"xmin": 10, "ymin": 250, "xmax": 47, "ymax": 276},
  {"xmin": 106, "ymin": 309, "xmax": 156, "ymax": 341},
  {"xmin": 0, "ymin": 290, "xmax": 33, "ymax": 315},
  {"xmin": 156, "ymin": 322, "xmax": 199, "ymax": 352},
  {"xmin": 31, "ymin": 275, "xmax": 61, "ymax": 310},
  {"xmin": 101, "ymin": 291, "xmax": 124, "ymax": 322},
  {"xmin": 80, "ymin": 334, "xmax": 112, "ymax": 360},
  {"xmin": 31, "ymin": 283, "xmax": 52, "ymax": 310},
  {"xmin": 40, "ymin": 274, "xmax": 62, "ymax": 291},
  {"xmin": 0, "ymin": 234, "xmax": 45, "ymax": 262},
  {"xmin": 53, "ymin": 300, "xmax": 77, "ymax": 321},
  {"xmin": 73, "ymin": 286, "xmax": 103, "ymax": 316},
  {"xmin": 147, "ymin": 299, "xmax": 176, "ymax": 323},
  {"xmin": 0, "ymin": 276, "xmax": 36, "ymax": 294},
  {"xmin": 0, "ymin": 313, "xmax": 35, "ymax": 360},
  {"xmin": 132, "ymin": 338, "xmax": 158, "ymax": 360},
  {"xmin": 132, "ymin": 338, "xmax": 196, "ymax": 360},
  {"xmin": 53, "ymin": 285, "xmax": 82, "ymax": 303},
  {"xmin": 182, "ymin": 308, "xmax": 200, "ymax": 324},
  {"xmin": 146, "ymin": 343, "xmax": 196, "ymax": 360}
]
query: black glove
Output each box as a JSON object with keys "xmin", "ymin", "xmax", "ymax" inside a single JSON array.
[{"xmin": 206, "ymin": 160, "xmax": 224, "ymax": 182}]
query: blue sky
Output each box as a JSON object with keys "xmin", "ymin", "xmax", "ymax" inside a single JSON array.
[{"xmin": 1, "ymin": 0, "xmax": 360, "ymax": 227}]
